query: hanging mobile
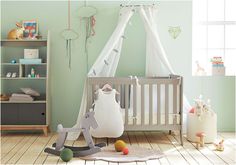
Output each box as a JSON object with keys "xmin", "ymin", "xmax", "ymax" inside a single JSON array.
[
  {"xmin": 77, "ymin": 0, "xmax": 97, "ymax": 73},
  {"xmin": 61, "ymin": 0, "xmax": 79, "ymax": 69},
  {"xmin": 77, "ymin": 0, "xmax": 97, "ymax": 18}
]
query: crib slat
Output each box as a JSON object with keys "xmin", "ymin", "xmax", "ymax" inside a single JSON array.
[
  {"xmin": 133, "ymin": 84, "xmax": 137, "ymax": 125},
  {"xmin": 173, "ymin": 84, "xmax": 177, "ymax": 125},
  {"xmin": 125, "ymin": 84, "xmax": 129, "ymax": 125},
  {"xmin": 115, "ymin": 84, "xmax": 121, "ymax": 103},
  {"xmin": 94, "ymin": 85, "xmax": 99, "ymax": 101},
  {"xmin": 87, "ymin": 83, "xmax": 92, "ymax": 112},
  {"xmin": 157, "ymin": 84, "xmax": 161, "ymax": 125},
  {"xmin": 165, "ymin": 84, "xmax": 169, "ymax": 125},
  {"xmin": 92, "ymin": 85, "xmax": 96, "ymax": 102},
  {"xmin": 141, "ymin": 84, "xmax": 145, "ymax": 125},
  {"xmin": 149, "ymin": 84, "xmax": 153, "ymax": 125}
]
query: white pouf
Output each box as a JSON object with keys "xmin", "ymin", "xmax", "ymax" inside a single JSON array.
[{"xmin": 187, "ymin": 113, "xmax": 217, "ymax": 143}]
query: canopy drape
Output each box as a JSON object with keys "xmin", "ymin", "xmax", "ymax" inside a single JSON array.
[{"xmin": 67, "ymin": 6, "xmax": 190, "ymax": 140}]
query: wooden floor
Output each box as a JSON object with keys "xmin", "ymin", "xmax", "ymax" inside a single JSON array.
[{"xmin": 1, "ymin": 131, "xmax": 235, "ymax": 165}]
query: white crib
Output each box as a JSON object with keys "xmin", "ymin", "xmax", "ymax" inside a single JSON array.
[{"xmin": 87, "ymin": 75, "xmax": 183, "ymax": 145}]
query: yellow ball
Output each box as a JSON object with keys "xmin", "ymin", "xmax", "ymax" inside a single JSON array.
[{"xmin": 114, "ymin": 140, "xmax": 126, "ymax": 152}]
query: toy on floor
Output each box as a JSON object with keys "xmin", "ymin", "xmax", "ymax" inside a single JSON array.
[
  {"xmin": 114, "ymin": 140, "xmax": 129, "ymax": 155},
  {"xmin": 122, "ymin": 147, "xmax": 129, "ymax": 155},
  {"xmin": 60, "ymin": 148, "xmax": 73, "ymax": 162},
  {"xmin": 195, "ymin": 132, "xmax": 206, "ymax": 149},
  {"xmin": 44, "ymin": 111, "xmax": 106, "ymax": 157},
  {"xmin": 214, "ymin": 139, "xmax": 224, "ymax": 151},
  {"xmin": 114, "ymin": 140, "xmax": 126, "ymax": 152}
]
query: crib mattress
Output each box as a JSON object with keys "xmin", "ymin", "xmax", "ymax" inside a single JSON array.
[{"xmin": 121, "ymin": 108, "xmax": 180, "ymax": 125}]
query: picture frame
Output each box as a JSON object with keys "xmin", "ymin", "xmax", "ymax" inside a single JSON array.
[{"xmin": 22, "ymin": 20, "xmax": 38, "ymax": 39}]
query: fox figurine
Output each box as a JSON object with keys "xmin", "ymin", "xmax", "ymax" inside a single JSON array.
[{"xmin": 7, "ymin": 22, "xmax": 25, "ymax": 40}]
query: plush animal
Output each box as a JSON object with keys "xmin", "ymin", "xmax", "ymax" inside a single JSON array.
[
  {"xmin": 7, "ymin": 22, "xmax": 25, "ymax": 40},
  {"xmin": 214, "ymin": 139, "xmax": 224, "ymax": 151},
  {"xmin": 194, "ymin": 99, "xmax": 203, "ymax": 117}
]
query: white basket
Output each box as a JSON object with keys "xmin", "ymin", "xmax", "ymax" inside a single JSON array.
[
  {"xmin": 24, "ymin": 49, "xmax": 39, "ymax": 59},
  {"xmin": 187, "ymin": 113, "xmax": 217, "ymax": 143}
]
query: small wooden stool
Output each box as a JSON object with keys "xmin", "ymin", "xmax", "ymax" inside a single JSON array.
[{"xmin": 195, "ymin": 132, "xmax": 206, "ymax": 149}]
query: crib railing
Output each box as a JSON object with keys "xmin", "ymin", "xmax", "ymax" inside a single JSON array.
[{"xmin": 87, "ymin": 75, "xmax": 183, "ymax": 144}]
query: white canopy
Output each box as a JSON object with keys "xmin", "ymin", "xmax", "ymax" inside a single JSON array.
[{"xmin": 67, "ymin": 6, "xmax": 191, "ymax": 140}]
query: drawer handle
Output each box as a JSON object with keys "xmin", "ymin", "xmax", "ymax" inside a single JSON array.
[{"xmin": 41, "ymin": 112, "xmax": 45, "ymax": 115}]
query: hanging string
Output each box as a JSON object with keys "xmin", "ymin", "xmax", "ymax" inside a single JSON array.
[
  {"xmin": 79, "ymin": 0, "xmax": 97, "ymax": 73},
  {"xmin": 67, "ymin": 0, "xmax": 72, "ymax": 69},
  {"xmin": 62, "ymin": 0, "xmax": 78, "ymax": 69},
  {"xmin": 84, "ymin": 16, "xmax": 96, "ymax": 73},
  {"xmin": 68, "ymin": 0, "xmax": 71, "ymax": 29},
  {"xmin": 85, "ymin": 17, "xmax": 90, "ymax": 73}
]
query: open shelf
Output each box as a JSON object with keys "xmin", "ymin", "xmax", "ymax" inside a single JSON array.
[
  {"xmin": 1, "ymin": 32, "xmax": 50, "ymax": 135},
  {"xmin": 1, "ymin": 77, "xmax": 47, "ymax": 80},
  {"xmin": 1, "ymin": 63, "xmax": 47, "ymax": 66},
  {"xmin": 1, "ymin": 100, "xmax": 46, "ymax": 104},
  {"xmin": 1, "ymin": 63, "xmax": 20, "ymax": 66},
  {"xmin": 1, "ymin": 39, "xmax": 47, "ymax": 47},
  {"xmin": 1, "ymin": 39, "xmax": 47, "ymax": 41}
]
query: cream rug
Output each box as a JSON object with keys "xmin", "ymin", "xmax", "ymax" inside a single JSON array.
[{"xmin": 80, "ymin": 146, "xmax": 164, "ymax": 163}]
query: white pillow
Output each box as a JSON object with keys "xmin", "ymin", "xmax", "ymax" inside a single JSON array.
[{"xmin": 21, "ymin": 88, "xmax": 40, "ymax": 96}]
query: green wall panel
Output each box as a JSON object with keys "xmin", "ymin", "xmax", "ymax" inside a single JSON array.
[{"xmin": 1, "ymin": 1, "xmax": 235, "ymax": 131}]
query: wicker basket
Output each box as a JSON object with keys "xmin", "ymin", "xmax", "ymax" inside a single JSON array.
[{"xmin": 0, "ymin": 94, "xmax": 10, "ymax": 101}]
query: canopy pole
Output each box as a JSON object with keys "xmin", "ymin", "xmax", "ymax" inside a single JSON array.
[{"xmin": 120, "ymin": 4, "xmax": 156, "ymax": 7}]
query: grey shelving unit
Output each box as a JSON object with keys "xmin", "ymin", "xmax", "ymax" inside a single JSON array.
[{"xmin": 0, "ymin": 32, "xmax": 50, "ymax": 135}]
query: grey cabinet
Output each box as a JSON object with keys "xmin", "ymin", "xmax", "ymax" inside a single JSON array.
[
  {"xmin": 1, "ymin": 103, "xmax": 46, "ymax": 125},
  {"xmin": 1, "ymin": 104, "xmax": 18, "ymax": 125}
]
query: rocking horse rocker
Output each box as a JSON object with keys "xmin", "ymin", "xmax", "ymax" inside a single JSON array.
[{"xmin": 44, "ymin": 111, "xmax": 106, "ymax": 157}]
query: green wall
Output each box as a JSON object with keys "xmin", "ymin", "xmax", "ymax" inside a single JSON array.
[{"xmin": 1, "ymin": 1, "xmax": 235, "ymax": 131}]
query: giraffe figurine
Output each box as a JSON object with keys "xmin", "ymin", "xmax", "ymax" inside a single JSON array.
[{"xmin": 195, "ymin": 61, "xmax": 206, "ymax": 76}]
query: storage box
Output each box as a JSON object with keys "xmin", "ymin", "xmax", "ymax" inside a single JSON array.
[
  {"xmin": 19, "ymin": 59, "xmax": 42, "ymax": 64},
  {"xmin": 24, "ymin": 49, "xmax": 39, "ymax": 59},
  {"xmin": 187, "ymin": 113, "xmax": 217, "ymax": 143},
  {"xmin": 212, "ymin": 66, "xmax": 225, "ymax": 76}
]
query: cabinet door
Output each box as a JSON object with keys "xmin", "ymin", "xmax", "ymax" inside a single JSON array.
[
  {"xmin": 18, "ymin": 104, "xmax": 46, "ymax": 125},
  {"xmin": 1, "ymin": 104, "xmax": 19, "ymax": 125}
]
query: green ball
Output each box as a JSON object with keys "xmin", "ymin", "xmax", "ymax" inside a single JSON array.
[{"xmin": 60, "ymin": 148, "xmax": 73, "ymax": 162}]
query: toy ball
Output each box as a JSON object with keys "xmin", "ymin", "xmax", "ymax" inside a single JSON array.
[
  {"xmin": 60, "ymin": 148, "xmax": 73, "ymax": 162},
  {"xmin": 122, "ymin": 147, "xmax": 129, "ymax": 155},
  {"xmin": 114, "ymin": 140, "xmax": 126, "ymax": 152}
]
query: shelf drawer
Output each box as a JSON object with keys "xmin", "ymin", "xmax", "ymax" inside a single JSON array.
[
  {"xmin": 18, "ymin": 104, "xmax": 46, "ymax": 125},
  {"xmin": 1, "ymin": 104, "xmax": 19, "ymax": 124}
]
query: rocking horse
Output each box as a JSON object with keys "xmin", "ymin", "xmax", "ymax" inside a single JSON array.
[{"xmin": 44, "ymin": 111, "xmax": 106, "ymax": 157}]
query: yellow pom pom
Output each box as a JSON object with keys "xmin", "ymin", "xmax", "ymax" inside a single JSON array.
[{"xmin": 114, "ymin": 140, "xmax": 126, "ymax": 152}]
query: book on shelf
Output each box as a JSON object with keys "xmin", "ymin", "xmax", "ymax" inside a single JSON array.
[{"xmin": 19, "ymin": 59, "xmax": 42, "ymax": 64}]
